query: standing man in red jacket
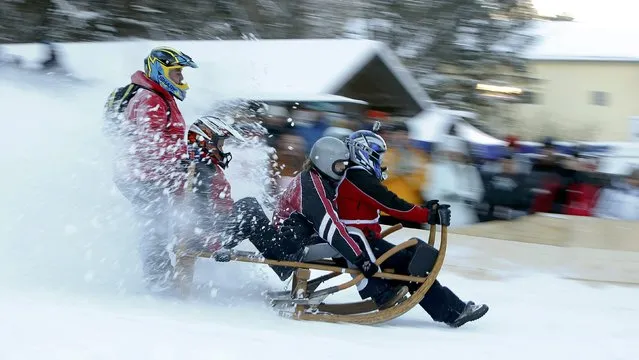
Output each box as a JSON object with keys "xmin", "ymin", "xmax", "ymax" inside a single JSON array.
[{"xmin": 109, "ymin": 47, "xmax": 197, "ymax": 292}]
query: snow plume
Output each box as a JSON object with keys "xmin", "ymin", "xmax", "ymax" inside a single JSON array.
[
  {"xmin": 0, "ymin": 76, "xmax": 143, "ymax": 296},
  {"xmin": 202, "ymin": 98, "xmax": 276, "ymax": 212},
  {"xmin": 225, "ymin": 138, "xmax": 275, "ymax": 211},
  {"xmin": 0, "ymin": 72, "xmax": 278, "ymax": 300}
]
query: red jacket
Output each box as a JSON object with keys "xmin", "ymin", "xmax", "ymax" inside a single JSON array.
[
  {"xmin": 183, "ymin": 156, "xmax": 234, "ymax": 252},
  {"xmin": 120, "ymin": 71, "xmax": 187, "ymax": 191},
  {"xmin": 189, "ymin": 157, "xmax": 234, "ymax": 214},
  {"xmin": 563, "ymin": 182, "xmax": 601, "ymax": 216},
  {"xmin": 336, "ymin": 167, "xmax": 430, "ymax": 239},
  {"xmin": 531, "ymin": 178, "xmax": 562, "ymax": 213}
]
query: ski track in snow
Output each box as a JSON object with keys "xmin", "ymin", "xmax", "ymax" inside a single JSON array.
[{"xmin": 0, "ymin": 45, "xmax": 638, "ymax": 360}]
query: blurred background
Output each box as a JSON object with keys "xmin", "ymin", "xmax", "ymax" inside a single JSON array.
[{"xmin": 1, "ymin": 0, "xmax": 637, "ymax": 229}]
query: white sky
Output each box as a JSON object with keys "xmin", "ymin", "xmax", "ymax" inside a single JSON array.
[{"xmin": 533, "ymin": 0, "xmax": 635, "ymax": 24}]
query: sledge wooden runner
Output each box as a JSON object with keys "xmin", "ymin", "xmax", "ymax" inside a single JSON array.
[{"xmin": 292, "ymin": 224, "xmax": 447, "ymax": 324}]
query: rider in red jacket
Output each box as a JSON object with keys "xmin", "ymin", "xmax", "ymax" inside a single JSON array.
[
  {"xmin": 184, "ymin": 116, "xmax": 247, "ymax": 252},
  {"xmin": 264, "ymin": 136, "xmax": 407, "ymax": 308},
  {"xmin": 336, "ymin": 130, "xmax": 489, "ymax": 328},
  {"xmin": 110, "ymin": 47, "xmax": 197, "ymax": 292},
  {"xmin": 120, "ymin": 70, "xmax": 189, "ymax": 189}
]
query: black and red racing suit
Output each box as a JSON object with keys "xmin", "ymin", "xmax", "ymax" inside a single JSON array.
[{"xmin": 272, "ymin": 168, "xmax": 365, "ymax": 263}]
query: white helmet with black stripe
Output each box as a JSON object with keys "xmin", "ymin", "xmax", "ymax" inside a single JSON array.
[{"xmin": 188, "ymin": 115, "xmax": 245, "ymax": 168}]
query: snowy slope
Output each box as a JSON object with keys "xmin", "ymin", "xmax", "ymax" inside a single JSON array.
[{"xmin": 1, "ymin": 42, "xmax": 638, "ymax": 360}]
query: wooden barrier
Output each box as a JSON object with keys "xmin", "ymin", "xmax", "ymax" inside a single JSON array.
[
  {"xmin": 381, "ymin": 215, "xmax": 639, "ymax": 286},
  {"xmin": 449, "ymin": 213, "xmax": 639, "ymax": 252}
]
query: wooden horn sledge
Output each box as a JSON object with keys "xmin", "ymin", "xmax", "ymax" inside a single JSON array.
[
  {"xmin": 174, "ymin": 223, "xmax": 448, "ymax": 325},
  {"xmin": 173, "ymin": 224, "xmax": 406, "ymax": 297}
]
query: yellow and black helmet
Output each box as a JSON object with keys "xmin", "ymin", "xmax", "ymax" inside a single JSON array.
[{"xmin": 143, "ymin": 47, "xmax": 197, "ymax": 101}]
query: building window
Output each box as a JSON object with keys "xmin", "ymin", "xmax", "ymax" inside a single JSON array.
[{"xmin": 590, "ymin": 91, "xmax": 609, "ymax": 106}]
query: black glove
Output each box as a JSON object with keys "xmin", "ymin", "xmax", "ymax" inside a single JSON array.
[
  {"xmin": 424, "ymin": 199, "xmax": 439, "ymax": 209},
  {"xmin": 425, "ymin": 200, "xmax": 440, "ymax": 225},
  {"xmin": 180, "ymin": 159, "xmax": 193, "ymax": 172},
  {"xmin": 353, "ymin": 254, "xmax": 379, "ymax": 278},
  {"xmin": 437, "ymin": 204, "xmax": 451, "ymax": 227}
]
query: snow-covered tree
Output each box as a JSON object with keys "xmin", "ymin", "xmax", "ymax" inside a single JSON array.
[
  {"xmin": 339, "ymin": 0, "xmax": 538, "ymax": 113},
  {"xmin": 1, "ymin": 0, "xmax": 538, "ymax": 128}
]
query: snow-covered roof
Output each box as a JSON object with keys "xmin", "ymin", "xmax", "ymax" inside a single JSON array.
[
  {"xmin": 523, "ymin": 20, "xmax": 639, "ymax": 62},
  {"xmin": 215, "ymin": 93, "xmax": 368, "ymax": 105},
  {"xmin": 3, "ymin": 39, "xmax": 429, "ymax": 110},
  {"xmin": 407, "ymin": 107, "xmax": 505, "ymax": 146}
]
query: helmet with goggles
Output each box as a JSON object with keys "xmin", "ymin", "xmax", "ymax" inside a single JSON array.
[
  {"xmin": 345, "ymin": 130, "xmax": 388, "ymax": 180},
  {"xmin": 187, "ymin": 116, "xmax": 245, "ymax": 169},
  {"xmin": 144, "ymin": 47, "xmax": 197, "ymax": 101}
]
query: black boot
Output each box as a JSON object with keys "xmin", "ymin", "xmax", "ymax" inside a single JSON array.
[
  {"xmin": 360, "ymin": 278, "xmax": 409, "ymax": 309},
  {"xmin": 447, "ymin": 301, "xmax": 489, "ymax": 328},
  {"xmin": 373, "ymin": 285, "xmax": 409, "ymax": 309},
  {"xmin": 271, "ymin": 246, "xmax": 308, "ymax": 281},
  {"xmin": 408, "ymin": 280, "xmax": 468, "ymax": 324}
]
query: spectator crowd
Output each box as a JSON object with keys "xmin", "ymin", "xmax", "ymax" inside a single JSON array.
[{"xmin": 254, "ymin": 103, "xmax": 639, "ymax": 228}]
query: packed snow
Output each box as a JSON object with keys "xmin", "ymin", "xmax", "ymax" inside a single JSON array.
[{"xmin": 1, "ymin": 42, "xmax": 638, "ymax": 360}]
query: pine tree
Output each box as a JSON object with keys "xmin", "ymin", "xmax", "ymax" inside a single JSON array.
[{"xmin": 342, "ymin": 0, "xmax": 538, "ymax": 112}]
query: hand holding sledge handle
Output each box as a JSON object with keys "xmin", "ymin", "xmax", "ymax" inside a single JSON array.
[
  {"xmin": 425, "ymin": 200, "xmax": 440, "ymax": 225},
  {"xmin": 437, "ymin": 204, "xmax": 451, "ymax": 227},
  {"xmin": 425, "ymin": 200, "xmax": 451, "ymax": 227},
  {"xmin": 353, "ymin": 256, "xmax": 379, "ymax": 278}
]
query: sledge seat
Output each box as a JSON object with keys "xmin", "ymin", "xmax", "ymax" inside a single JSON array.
[
  {"xmin": 301, "ymin": 243, "xmax": 353, "ymax": 271},
  {"xmin": 302, "ymin": 243, "xmax": 342, "ymax": 262}
]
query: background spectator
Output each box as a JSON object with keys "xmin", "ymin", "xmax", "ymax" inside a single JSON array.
[
  {"xmin": 378, "ymin": 122, "xmax": 430, "ymax": 228},
  {"xmin": 477, "ymin": 154, "xmax": 534, "ymax": 222},
  {"xmin": 593, "ymin": 167, "xmax": 639, "ymax": 221},
  {"xmin": 426, "ymin": 134, "xmax": 484, "ymax": 227}
]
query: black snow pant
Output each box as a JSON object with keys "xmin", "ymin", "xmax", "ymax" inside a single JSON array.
[
  {"xmin": 184, "ymin": 195, "xmax": 302, "ymax": 280},
  {"xmin": 352, "ymin": 231, "xmax": 466, "ymax": 324},
  {"xmin": 183, "ymin": 196, "xmax": 274, "ymax": 252},
  {"xmin": 227, "ymin": 197, "xmax": 282, "ymax": 250},
  {"xmin": 116, "ymin": 180, "xmax": 175, "ymax": 288},
  {"xmin": 238, "ymin": 207, "xmax": 312, "ymax": 279}
]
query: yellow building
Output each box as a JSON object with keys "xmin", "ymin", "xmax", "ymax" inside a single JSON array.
[{"xmin": 512, "ymin": 21, "xmax": 639, "ymax": 142}]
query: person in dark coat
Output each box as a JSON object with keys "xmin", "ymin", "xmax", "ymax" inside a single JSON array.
[{"xmin": 477, "ymin": 154, "xmax": 534, "ymax": 221}]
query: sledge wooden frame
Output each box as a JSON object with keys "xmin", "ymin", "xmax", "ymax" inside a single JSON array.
[{"xmin": 173, "ymin": 223, "xmax": 447, "ymax": 325}]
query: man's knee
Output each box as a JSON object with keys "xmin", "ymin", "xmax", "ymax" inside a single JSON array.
[
  {"xmin": 233, "ymin": 197, "xmax": 270, "ymax": 229},
  {"xmin": 233, "ymin": 197, "xmax": 264, "ymax": 218},
  {"xmin": 407, "ymin": 239, "xmax": 439, "ymax": 276}
]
